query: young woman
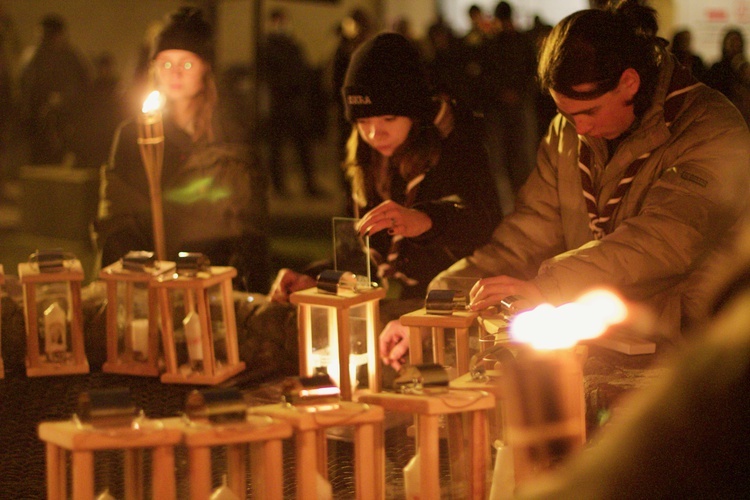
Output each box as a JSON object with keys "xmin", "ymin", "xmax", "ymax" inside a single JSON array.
[
  {"xmin": 96, "ymin": 8, "xmax": 269, "ymax": 291},
  {"xmin": 270, "ymin": 32, "xmax": 501, "ymax": 304}
]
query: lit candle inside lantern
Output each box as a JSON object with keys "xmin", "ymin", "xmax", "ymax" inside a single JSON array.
[
  {"xmin": 184, "ymin": 311, "xmax": 204, "ymax": 371},
  {"xmin": 44, "ymin": 302, "xmax": 67, "ymax": 359},
  {"xmin": 130, "ymin": 318, "xmax": 149, "ymax": 355},
  {"xmin": 502, "ymin": 289, "xmax": 628, "ymax": 483},
  {"xmin": 138, "ymin": 90, "xmax": 167, "ymax": 261}
]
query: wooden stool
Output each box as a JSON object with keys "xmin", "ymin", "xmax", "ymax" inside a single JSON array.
[
  {"xmin": 359, "ymin": 390, "xmax": 495, "ymax": 500},
  {"xmin": 38, "ymin": 418, "xmax": 182, "ymax": 500},
  {"xmin": 291, "ymin": 286, "xmax": 385, "ymax": 400},
  {"xmin": 162, "ymin": 415, "xmax": 292, "ymax": 500},
  {"xmin": 250, "ymin": 401, "xmax": 384, "ymax": 500},
  {"xmin": 99, "ymin": 260, "xmax": 175, "ymax": 377},
  {"xmin": 400, "ymin": 308, "xmax": 478, "ymax": 377},
  {"xmin": 152, "ymin": 266, "xmax": 245, "ymax": 385},
  {"xmin": 19, "ymin": 259, "xmax": 89, "ymax": 377}
]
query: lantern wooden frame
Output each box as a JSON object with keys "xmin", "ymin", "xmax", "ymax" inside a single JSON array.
[
  {"xmin": 291, "ymin": 286, "xmax": 385, "ymax": 401},
  {"xmin": 163, "ymin": 415, "xmax": 292, "ymax": 500},
  {"xmin": 251, "ymin": 401, "xmax": 384, "ymax": 500},
  {"xmin": 0, "ymin": 265, "xmax": 4, "ymax": 379},
  {"xmin": 38, "ymin": 418, "xmax": 182, "ymax": 500},
  {"xmin": 18, "ymin": 259, "xmax": 89, "ymax": 377},
  {"xmin": 99, "ymin": 260, "xmax": 175, "ymax": 377},
  {"xmin": 400, "ymin": 307, "xmax": 478, "ymax": 377},
  {"xmin": 359, "ymin": 390, "xmax": 495, "ymax": 500},
  {"xmin": 152, "ymin": 266, "xmax": 245, "ymax": 385}
]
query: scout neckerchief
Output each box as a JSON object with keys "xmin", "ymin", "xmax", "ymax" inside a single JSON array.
[{"xmin": 578, "ymin": 59, "xmax": 701, "ymax": 239}]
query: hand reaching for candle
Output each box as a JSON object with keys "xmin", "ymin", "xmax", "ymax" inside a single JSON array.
[
  {"xmin": 268, "ymin": 269, "xmax": 316, "ymax": 303},
  {"xmin": 468, "ymin": 276, "xmax": 544, "ymax": 313},
  {"xmin": 379, "ymin": 319, "xmax": 411, "ymax": 370},
  {"xmin": 356, "ymin": 200, "xmax": 432, "ymax": 238}
]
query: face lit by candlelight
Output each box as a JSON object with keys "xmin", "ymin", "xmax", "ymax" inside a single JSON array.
[
  {"xmin": 154, "ymin": 49, "xmax": 207, "ymax": 102},
  {"xmin": 356, "ymin": 115, "xmax": 413, "ymax": 157}
]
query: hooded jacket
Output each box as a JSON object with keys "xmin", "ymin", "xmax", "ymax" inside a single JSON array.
[{"xmin": 435, "ymin": 51, "xmax": 750, "ymax": 340}]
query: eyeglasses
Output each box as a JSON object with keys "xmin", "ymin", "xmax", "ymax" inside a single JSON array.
[{"xmin": 156, "ymin": 60, "xmax": 193, "ymax": 71}]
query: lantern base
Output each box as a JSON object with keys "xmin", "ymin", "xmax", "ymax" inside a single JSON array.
[
  {"xmin": 103, "ymin": 360, "xmax": 161, "ymax": 377},
  {"xmin": 26, "ymin": 357, "xmax": 90, "ymax": 377},
  {"xmin": 160, "ymin": 361, "xmax": 246, "ymax": 385}
]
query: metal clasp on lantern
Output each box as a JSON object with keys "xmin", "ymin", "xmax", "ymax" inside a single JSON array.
[
  {"xmin": 175, "ymin": 252, "xmax": 211, "ymax": 278},
  {"xmin": 425, "ymin": 289, "xmax": 467, "ymax": 315},
  {"xmin": 76, "ymin": 387, "xmax": 140, "ymax": 429},
  {"xmin": 282, "ymin": 372, "xmax": 341, "ymax": 410},
  {"xmin": 393, "ymin": 363, "xmax": 451, "ymax": 395},
  {"xmin": 29, "ymin": 248, "xmax": 76, "ymax": 273},
  {"xmin": 184, "ymin": 387, "xmax": 248, "ymax": 424},
  {"xmin": 316, "ymin": 269, "xmax": 374, "ymax": 295}
]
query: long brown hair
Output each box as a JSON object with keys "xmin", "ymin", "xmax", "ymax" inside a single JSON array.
[{"xmin": 344, "ymin": 118, "xmax": 441, "ymax": 212}]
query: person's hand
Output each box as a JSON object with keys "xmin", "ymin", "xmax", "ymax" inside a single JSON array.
[
  {"xmin": 268, "ymin": 268, "xmax": 316, "ymax": 303},
  {"xmin": 468, "ymin": 275, "xmax": 544, "ymax": 313},
  {"xmin": 379, "ymin": 319, "xmax": 410, "ymax": 370},
  {"xmin": 356, "ymin": 200, "xmax": 432, "ymax": 238}
]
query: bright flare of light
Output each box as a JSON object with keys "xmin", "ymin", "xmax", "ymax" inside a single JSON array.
[
  {"xmin": 142, "ymin": 90, "xmax": 162, "ymax": 114},
  {"xmin": 509, "ymin": 289, "xmax": 628, "ymax": 350}
]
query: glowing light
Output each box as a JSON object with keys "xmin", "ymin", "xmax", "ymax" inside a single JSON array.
[
  {"xmin": 509, "ymin": 289, "xmax": 628, "ymax": 350},
  {"xmin": 141, "ymin": 91, "xmax": 162, "ymax": 114}
]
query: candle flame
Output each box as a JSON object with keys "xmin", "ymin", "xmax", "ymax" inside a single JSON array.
[
  {"xmin": 510, "ymin": 289, "xmax": 627, "ymax": 350},
  {"xmin": 142, "ymin": 90, "xmax": 162, "ymax": 114}
]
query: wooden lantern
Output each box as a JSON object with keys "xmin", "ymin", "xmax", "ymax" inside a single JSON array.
[
  {"xmin": 291, "ymin": 279, "xmax": 385, "ymax": 401},
  {"xmin": 359, "ymin": 389, "xmax": 495, "ymax": 500},
  {"xmin": 99, "ymin": 256, "xmax": 175, "ymax": 377},
  {"xmin": 39, "ymin": 387, "xmax": 183, "ymax": 500},
  {"xmin": 18, "ymin": 253, "xmax": 89, "ymax": 377},
  {"xmin": 250, "ymin": 400, "xmax": 384, "ymax": 500},
  {"xmin": 165, "ymin": 388, "xmax": 293, "ymax": 500},
  {"xmin": 152, "ymin": 264, "xmax": 245, "ymax": 385},
  {"xmin": 0, "ymin": 264, "xmax": 4, "ymax": 379},
  {"xmin": 400, "ymin": 306, "xmax": 479, "ymax": 378}
]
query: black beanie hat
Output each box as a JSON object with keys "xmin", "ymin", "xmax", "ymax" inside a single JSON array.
[
  {"xmin": 153, "ymin": 7, "xmax": 214, "ymax": 64},
  {"xmin": 343, "ymin": 32, "xmax": 435, "ymax": 122}
]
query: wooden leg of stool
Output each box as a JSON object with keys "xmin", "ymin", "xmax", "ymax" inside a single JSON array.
[
  {"xmin": 72, "ymin": 450, "xmax": 95, "ymax": 500},
  {"xmin": 151, "ymin": 445, "xmax": 176, "ymax": 500},
  {"xmin": 471, "ymin": 410, "xmax": 489, "ymax": 500},
  {"xmin": 45, "ymin": 442, "xmax": 63, "ymax": 500},
  {"xmin": 189, "ymin": 446, "xmax": 212, "ymax": 500},
  {"xmin": 354, "ymin": 422, "xmax": 379, "ymax": 500},
  {"xmin": 124, "ymin": 448, "xmax": 143, "ymax": 500},
  {"xmin": 296, "ymin": 430, "xmax": 317, "ymax": 500},
  {"xmin": 250, "ymin": 440, "xmax": 284, "ymax": 500},
  {"xmin": 447, "ymin": 413, "xmax": 468, "ymax": 499},
  {"xmin": 418, "ymin": 415, "xmax": 440, "ymax": 499},
  {"xmin": 227, "ymin": 444, "xmax": 246, "ymax": 500}
]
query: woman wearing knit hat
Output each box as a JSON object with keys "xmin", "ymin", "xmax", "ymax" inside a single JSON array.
[
  {"xmin": 95, "ymin": 7, "xmax": 270, "ymax": 292},
  {"xmin": 269, "ymin": 33, "xmax": 501, "ymax": 361}
]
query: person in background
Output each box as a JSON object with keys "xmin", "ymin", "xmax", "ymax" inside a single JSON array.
[
  {"xmin": 704, "ymin": 27, "xmax": 750, "ymax": 126},
  {"xmin": 18, "ymin": 13, "xmax": 89, "ymax": 165},
  {"xmin": 96, "ymin": 7, "xmax": 269, "ymax": 292},
  {"xmin": 670, "ymin": 29, "xmax": 706, "ymax": 81},
  {"xmin": 261, "ymin": 7, "xmax": 323, "ymax": 198},
  {"xmin": 380, "ymin": 0, "xmax": 750, "ymax": 368},
  {"xmin": 269, "ymin": 32, "xmax": 501, "ymax": 313}
]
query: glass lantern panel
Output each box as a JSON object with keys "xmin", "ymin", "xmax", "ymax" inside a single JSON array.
[
  {"xmin": 35, "ymin": 281, "xmax": 73, "ymax": 362},
  {"xmin": 333, "ymin": 217, "xmax": 371, "ymax": 283},
  {"xmin": 206, "ymin": 282, "xmax": 228, "ymax": 367},
  {"xmin": 349, "ymin": 302, "xmax": 372, "ymax": 391},
  {"xmin": 169, "ymin": 288, "xmax": 201, "ymax": 370},
  {"xmin": 115, "ymin": 281, "xmax": 152, "ymax": 361},
  {"xmin": 309, "ymin": 304, "xmax": 337, "ymax": 381}
]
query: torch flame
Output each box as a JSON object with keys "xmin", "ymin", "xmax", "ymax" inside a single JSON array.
[
  {"xmin": 509, "ymin": 289, "xmax": 627, "ymax": 350},
  {"xmin": 142, "ymin": 90, "xmax": 162, "ymax": 114}
]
